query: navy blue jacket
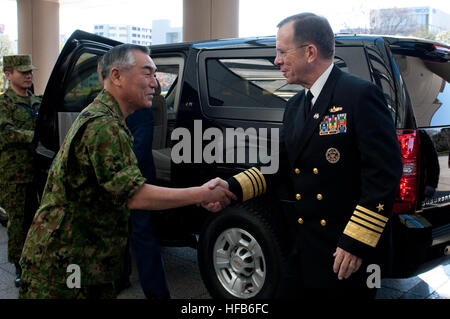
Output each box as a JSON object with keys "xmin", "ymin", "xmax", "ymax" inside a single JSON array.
[
  {"xmin": 229, "ymin": 66, "xmax": 403, "ymax": 289},
  {"xmin": 126, "ymin": 108, "xmax": 155, "ymax": 184}
]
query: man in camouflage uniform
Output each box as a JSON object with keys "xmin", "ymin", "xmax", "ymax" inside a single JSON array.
[
  {"xmin": 0, "ymin": 55, "xmax": 41, "ymax": 287},
  {"xmin": 19, "ymin": 44, "xmax": 235, "ymax": 299}
]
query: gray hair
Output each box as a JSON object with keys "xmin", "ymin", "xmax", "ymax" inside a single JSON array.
[
  {"xmin": 277, "ymin": 13, "xmax": 335, "ymax": 60},
  {"xmin": 100, "ymin": 43, "xmax": 150, "ymax": 79}
]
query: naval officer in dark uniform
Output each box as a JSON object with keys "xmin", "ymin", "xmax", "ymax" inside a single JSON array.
[{"xmin": 208, "ymin": 13, "xmax": 403, "ymax": 298}]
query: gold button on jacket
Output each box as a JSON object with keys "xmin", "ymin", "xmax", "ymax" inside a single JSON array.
[
  {"xmin": 294, "ymin": 168, "xmax": 300, "ymax": 174},
  {"xmin": 317, "ymin": 194, "xmax": 323, "ymax": 200},
  {"xmin": 295, "ymin": 193, "xmax": 301, "ymax": 200},
  {"xmin": 313, "ymin": 168, "xmax": 319, "ymax": 174},
  {"xmin": 298, "ymin": 218, "xmax": 304, "ymax": 224},
  {"xmin": 320, "ymin": 219, "xmax": 327, "ymax": 226}
]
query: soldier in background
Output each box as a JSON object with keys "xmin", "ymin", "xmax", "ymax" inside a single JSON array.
[{"xmin": 0, "ymin": 55, "xmax": 41, "ymax": 287}]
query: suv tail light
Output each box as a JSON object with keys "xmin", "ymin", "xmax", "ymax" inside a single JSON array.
[
  {"xmin": 432, "ymin": 44, "xmax": 450, "ymax": 55},
  {"xmin": 393, "ymin": 129, "xmax": 420, "ymax": 214}
]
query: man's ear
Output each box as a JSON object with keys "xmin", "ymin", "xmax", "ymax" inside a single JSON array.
[
  {"xmin": 109, "ymin": 67, "xmax": 122, "ymax": 87},
  {"xmin": 306, "ymin": 44, "xmax": 318, "ymax": 63},
  {"xmin": 4, "ymin": 70, "xmax": 12, "ymax": 81}
]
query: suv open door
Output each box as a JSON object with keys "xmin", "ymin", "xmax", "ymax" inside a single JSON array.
[
  {"xmin": 387, "ymin": 38, "xmax": 450, "ymax": 275},
  {"xmin": 34, "ymin": 30, "xmax": 121, "ymax": 196}
]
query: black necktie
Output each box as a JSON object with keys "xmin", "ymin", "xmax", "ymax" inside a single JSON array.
[{"xmin": 304, "ymin": 90, "xmax": 314, "ymax": 119}]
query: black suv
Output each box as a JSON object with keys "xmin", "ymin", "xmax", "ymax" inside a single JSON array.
[{"xmin": 34, "ymin": 30, "xmax": 450, "ymax": 299}]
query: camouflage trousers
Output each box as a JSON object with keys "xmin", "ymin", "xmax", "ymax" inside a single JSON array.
[
  {"xmin": 19, "ymin": 275, "xmax": 117, "ymax": 299},
  {"xmin": 0, "ymin": 182, "xmax": 38, "ymax": 264}
]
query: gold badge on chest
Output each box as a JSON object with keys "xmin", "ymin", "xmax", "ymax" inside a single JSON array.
[
  {"xmin": 329, "ymin": 106, "xmax": 343, "ymax": 113},
  {"xmin": 326, "ymin": 147, "xmax": 340, "ymax": 164}
]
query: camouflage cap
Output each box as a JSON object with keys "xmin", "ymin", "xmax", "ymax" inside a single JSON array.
[{"xmin": 3, "ymin": 55, "xmax": 37, "ymax": 72}]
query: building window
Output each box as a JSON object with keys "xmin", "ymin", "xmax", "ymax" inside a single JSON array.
[{"xmin": 166, "ymin": 32, "xmax": 179, "ymax": 43}]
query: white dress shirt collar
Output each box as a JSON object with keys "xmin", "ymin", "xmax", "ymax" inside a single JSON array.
[{"xmin": 306, "ymin": 63, "xmax": 334, "ymax": 106}]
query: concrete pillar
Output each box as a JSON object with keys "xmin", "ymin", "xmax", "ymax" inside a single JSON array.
[
  {"xmin": 183, "ymin": 0, "xmax": 239, "ymax": 42},
  {"xmin": 17, "ymin": 0, "xmax": 60, "ymax": 94}
]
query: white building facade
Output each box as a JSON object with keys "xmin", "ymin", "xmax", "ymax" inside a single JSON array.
[
  {"xmin": 370, "ymin": 7, "xmax": 450, "ymax": 36},
  {"xmin": 94, "ymin": 24, "xmax": 152, "ymax": 46},
  {"xmin": 151, "ymin": 20, "xmax": 182, "ymax": 45}
]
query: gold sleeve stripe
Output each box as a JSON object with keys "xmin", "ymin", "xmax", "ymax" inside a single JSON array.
[
  {"xmin": 343, "ymin": 221, "xmax": 381, "ymax": 248},
  {"xmin": 233, "ymin": 167, "xmax": 267, "ymax": 202},
  {"xmin": 233, "ymin": 171, "xmax": 255, "ymax": 202},
  {"xmin": 243, "ymin": 170, "xmax": 260, "ymax": 196},
  {"xmin": 356, "ymin": 205, "xmax": 388, "ymax": 223},
  {"xmin": 247, "ymin": 168, "xmax": 262, "ymax": 194},
  {"xmin": 353, "ymin": 211, "xmax": 386, "ymax": 228},
  {"xmin": 350, "ymin": 216, "xmax": 384, "ymax": 233},
  {"xmin": 249, "ymin": 167, "xmax": 267, "ymax": 194},
  {"xmin": 252, "ymin": 167, "xmax": 267, "ymax": 193}
]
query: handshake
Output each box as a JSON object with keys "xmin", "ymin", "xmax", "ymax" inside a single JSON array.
[{"xmin": 199, "ymin": 178, "xmax": 237, "ymax": 212}]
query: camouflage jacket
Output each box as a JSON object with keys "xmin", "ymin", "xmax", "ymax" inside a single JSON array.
[
  {"xmin": 0, "ymin": 88, "xmax": 41, "ymax": 183},
  {"xmin": 20, "ymin": 90, "xmax": 146, "ymax": 287}
]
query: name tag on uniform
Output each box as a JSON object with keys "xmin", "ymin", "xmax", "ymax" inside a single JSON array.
[{"xmin": 319, "ymin": 113, "xmax": 347, "ymax": 135}]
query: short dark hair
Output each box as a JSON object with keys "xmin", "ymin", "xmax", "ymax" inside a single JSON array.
[
  {"xmin": 277, "ymin": 13, "xmax": 335, "ymax": 60},
  {"xmin": 101, "ymin": 43, "xmax": 150, "ymax": 79}
]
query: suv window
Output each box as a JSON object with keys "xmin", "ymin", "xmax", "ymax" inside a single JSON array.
[
  {"xmin": 200, "ymin": 46, "xmax": 368, "ymax": 122},
  {"xmin": 431, "ymin": 84, "xmax": 450, "ymax": 127},
  {"xmin": 206, "ymin": 56, "xmax": 350, "ymax": 108},
  {"xmin": 199, "ymin": 47, "xmax": 370, "ymax": 122},
  {"xmin": 206, "ymin": 58, "xmax": 298, "ymax": 108},
  {"xmin": 153, "ymin": 56, "xmax": 184, "ymax": 115},
  {"xmin": 366, "ymin": 46, "xmax": 397, "ymax": 123},
  {"xmin": 62, "ymin": 52, "xmax": 102, "ymax": 112},
  {"xmin": 57, "ymin": 52, "xmax": 102, "ymax": 146}
]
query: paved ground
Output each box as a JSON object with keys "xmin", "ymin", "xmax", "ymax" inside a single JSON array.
[{"xmin": 0, "ymin": 224, "xmax": 448, "ymax": 300}]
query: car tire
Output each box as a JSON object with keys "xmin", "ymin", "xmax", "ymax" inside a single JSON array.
[{"xmin": 198, "ymin": 200, "xmax": 287, "ymax": 299}]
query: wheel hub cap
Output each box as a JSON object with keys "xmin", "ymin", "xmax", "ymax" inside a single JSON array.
[{"xmin": 213, "ymin": 228, "xmax": 266, "ymax": 298}]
